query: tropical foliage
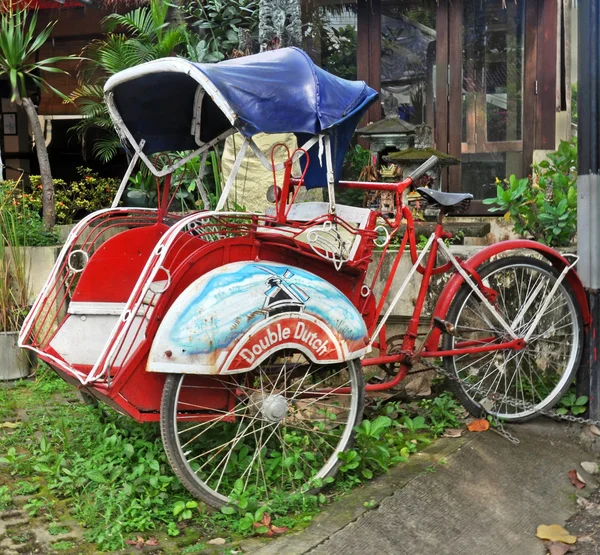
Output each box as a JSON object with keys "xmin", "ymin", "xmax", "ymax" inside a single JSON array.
[
  {"xmin": 180, "ymin": 0, "xmax": 259, "ymax": 62},
  {"xmin": 484, "ymin": 139, "xmax": 578, "ymax": 247},
  {"xmin": 0, "ymin": 176, "xmax": 30, "ymax": 332},
  {"xmin": 5, "ymin": 168, "xmax": 119, "ymax": 226},
  {"xmin": 0, "ymin": 177, "xmax": 58, "ymax": 246},
  {"xmin": 0, "ymin": 8, "xmax": 78, "ymax": 230},
  {"xmin": 72, "ymin": 0, "xmax": 260, "ymax": 162},
  {"xmin": 71, "ymin": 0, "xmax": 187, "ymax": 162}
]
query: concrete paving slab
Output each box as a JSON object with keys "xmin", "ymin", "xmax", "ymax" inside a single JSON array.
[{"xmin": 246, "ymin": 420, "xmax": 598, "ymax": 555}]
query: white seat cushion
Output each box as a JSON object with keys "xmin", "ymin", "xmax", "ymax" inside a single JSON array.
[{"xmin": 263, "ymin": 202, "xmax": 372, "ymax": 261}]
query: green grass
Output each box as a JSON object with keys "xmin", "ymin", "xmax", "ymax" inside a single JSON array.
[
  {"xmin": 51, "ymin": 540, "xmax": 74, "ymax": 551},
  {"xmin": 48, "ymin": 523, "xmax": 70, "ymax": 536},
  {"xmin": 181, "ymin": 542, "xmax": 207, "ymax": 554},
  {"xmin": 0, "ymin": 485, "xmax": 12, "ymax": 510},
  {"xmin": 0, "ymin": 363, "xmax": 463, "ymax": 552}
]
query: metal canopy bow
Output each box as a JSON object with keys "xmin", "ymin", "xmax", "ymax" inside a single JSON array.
[{"xmin": 104, "ymin": 47, "xmax": 378, "ymax": 189}]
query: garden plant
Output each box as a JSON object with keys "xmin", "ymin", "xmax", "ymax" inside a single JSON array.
[
  {"xmin": 0, "ymin": 8, "xmax": 79, "ymax": 230},
  {"xmin": 483, "ymin": 139, "xmax": 578, "ymax": 248}
]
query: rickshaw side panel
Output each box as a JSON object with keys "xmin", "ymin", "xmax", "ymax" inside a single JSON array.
[
  {"xmin": 44, "ymin": 235, "xmax": 373, "ymax": 418},
  {"xmin": 147, "ymin": 261, "xmax": 370, "ymax": 376},
  {"xmin": 72, "ymin": 224, "xmax": 206, "ymax": 304},
  {"xmin": 107, "ymin": 237, "xmax": 373, "ymax": 415},
  {"xmin": 72, "ymin": 224, "xmax": 169, "ymax": 303}
]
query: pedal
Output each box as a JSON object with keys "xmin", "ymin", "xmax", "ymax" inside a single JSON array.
[{"xmin": 433, "ymin": 317, "xmax": 456, "ymax": 336}]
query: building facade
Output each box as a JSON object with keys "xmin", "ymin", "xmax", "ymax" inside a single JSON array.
[
  {"xmin": 304, "ymin": 0, "xmax": 573, "ymax": 212},
  {"xmin": 1, "ymin": 0, "xmax": 573, "ymax": 213}
]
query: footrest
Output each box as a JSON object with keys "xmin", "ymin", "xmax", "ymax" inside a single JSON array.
[{"xmin": 68, "ymin": 280, "xmax": 168, "ymax": 315}]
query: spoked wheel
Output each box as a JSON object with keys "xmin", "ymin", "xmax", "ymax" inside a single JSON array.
[
  {"xmin": 160, "ymin": 351, "xmax": 364, "ymax": 508},
  {"xmin": 442, "ymin": 256, "xmax": 583, "ymax": 422}
]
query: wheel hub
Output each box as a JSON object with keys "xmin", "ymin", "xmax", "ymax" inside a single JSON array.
[{"xmin": 261, "ymin": 394, "xmax": 288, "ymax": 423}]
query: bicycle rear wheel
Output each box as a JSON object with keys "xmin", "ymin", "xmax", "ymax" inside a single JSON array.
[
  {"xmin": 442, "ymin": 256, "xmax": 583, "ymax": 422},
  {"xmin": 160, "ymin": 351, "xmax": 364, "ymax": 508}
]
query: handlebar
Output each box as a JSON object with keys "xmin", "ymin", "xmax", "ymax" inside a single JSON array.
[{"xmin": 408, "ymin": 155, "xmax": 439, "ymax": 181}]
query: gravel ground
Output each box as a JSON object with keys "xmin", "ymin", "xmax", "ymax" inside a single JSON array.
[{"xmin": 565, "ymin": 486, "xmax": 600, "ymax": 554}]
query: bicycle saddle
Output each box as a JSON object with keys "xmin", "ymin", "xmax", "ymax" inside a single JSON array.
[{"xmin": 416, "ymin": 187, "xmax": 473, "ymax": 211}]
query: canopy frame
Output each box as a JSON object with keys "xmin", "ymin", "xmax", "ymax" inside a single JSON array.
[{"xmin": 103, "ymin": 53, "xmax": 373, "ymax": 213}]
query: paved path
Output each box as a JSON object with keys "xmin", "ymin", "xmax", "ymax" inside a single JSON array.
[{"xmin": 244, "ymin": 420, "xmax": 599, "ymax": 555}]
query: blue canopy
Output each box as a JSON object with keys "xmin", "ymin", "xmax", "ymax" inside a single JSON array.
[{"xmin": 105, "ymin": 48, "xmax": 378, "ymax": 188}]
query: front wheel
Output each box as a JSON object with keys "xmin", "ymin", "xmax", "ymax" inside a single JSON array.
[
  {"xmin": 160, "ymin": 352, "xmax": 364, "ymax": 508},
  {"xmin": 442, "ymin": 256, "xmax": 583, "ymax": 422}
]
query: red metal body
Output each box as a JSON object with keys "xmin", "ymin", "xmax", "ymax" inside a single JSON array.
[{"xmin": 19, "ymin": 161, "xmax": 589, "ymax": 423}]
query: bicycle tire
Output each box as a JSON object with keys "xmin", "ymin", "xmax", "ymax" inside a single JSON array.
[{"xmin": 442, "ymin": 256, "xmax": 583, "ymax": 422}]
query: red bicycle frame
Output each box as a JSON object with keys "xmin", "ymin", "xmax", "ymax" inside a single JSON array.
[{"xmin": 334, "ymin": 177, "xmax": 529, "ymax": 394}]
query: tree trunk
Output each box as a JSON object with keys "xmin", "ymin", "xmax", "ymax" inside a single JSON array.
[
  {"xmin": 21, "ymin": 97, "xmax": 55, "ymax": 230},
  {"xmin": 166, "ymin": 0, "xmax": 184, "ymax": 27}
]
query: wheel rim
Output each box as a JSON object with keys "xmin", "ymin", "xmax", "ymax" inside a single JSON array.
[
  {"xmin": 171, "ymin": 353, "xmax": 360, "ymax": 505},
  {"xmin": 449, "ymin": 262, "xmax": 580, "ymax": 420}
]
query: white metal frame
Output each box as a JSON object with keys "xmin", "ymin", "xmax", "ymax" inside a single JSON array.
[{"xmin": 103, "ymin": 57, "xmax": 334, "ymax": 213}]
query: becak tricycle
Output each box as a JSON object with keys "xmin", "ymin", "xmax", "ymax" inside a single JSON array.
[{"xmin": 20, "ymin": 47, "xmax": 588, "ymax": 507}]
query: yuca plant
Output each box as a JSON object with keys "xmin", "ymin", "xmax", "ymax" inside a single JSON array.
[{"xmin": 0, "ymin": 8, "xmax": 79, "ymax": 230}]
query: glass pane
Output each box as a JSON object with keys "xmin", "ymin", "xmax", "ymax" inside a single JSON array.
[
  {"xmin": 380, "ymin": 4, "xmax": 436, "ymax": 127},
  {"xmin": 484, "ymin": 3, "xmax": 524, "ymax": 142},
  {"xmin": 462, "ymin": 0, "xmax": 525, "ymax": 143},
  {"xmin": 461, "ymin": 0, "xmax": 525, "ymax": 198},
  {"xmin": 301, "ymin": 0, "xmax": 357, "ymax": 80},
  {"xmin": 461, "ymin": 152, "xmax": 524, "ymax": 201}
]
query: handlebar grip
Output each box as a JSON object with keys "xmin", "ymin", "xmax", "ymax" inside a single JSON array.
[{"xmin": 408, "ymin": 155, "xmax": 439, "ymax": 181}]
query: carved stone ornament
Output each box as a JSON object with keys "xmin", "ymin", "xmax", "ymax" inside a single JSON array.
[{"xmin": 259, "ymin": 0, "xmax": 302, "ymax": 51}]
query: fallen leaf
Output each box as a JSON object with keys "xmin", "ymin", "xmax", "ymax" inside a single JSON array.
[
  {"xmin": 443, "ymin": 428, "xmax": 463, "ymax": 438},
  {"xmin": 536, "ymin": 524, "xmax": 577, "ymax": 544},
  {"xmin": 0, "ymin": 422, "xmax": 19, "ymax": 429},
  {"xmin": 261, "ymin": 512, "xmax": 272, "ymax": 527},
  {"xmin": 581, "ymin": 461, "xmax": 599, "ymax": 475},
  {"xmin": 467, "ymin": 419, "xmax": 490, "ymax": 432},
  {"xmin": 271, "ymin": 525, "xmax": 289, "ymax": 535},
  {"xmin": 578, "ymin": 535, "xmax": 594, "ymax": 543},
  {"xmin": 125, "ymin": 536, "xmax": 145, "ymax": 550},
  {"xmin": 145, "ymin": 538, "xmax": 159, "ymax": 546},
  {"xmin": 568, "ymin": 469, "xmax": 586, "ymax": 489},
  {"xmin": 208, "ymin": 538, "xmax": 227, "ymax": 545},
  {"xmin": 589, "ymin": 424, "xmax": 600, "ymax": 436},
  {"xmin": 547, "ymin": 541, "xmax": 572, "ymax": 555}
]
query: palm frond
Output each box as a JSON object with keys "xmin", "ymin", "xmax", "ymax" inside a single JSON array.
[
  {"xmin": 103, "ymin": 6, "xmax": 157, "ymax": 38},
  {"xmin": 92, "ymin": 132, "xmax": 123, "ymax": 164},
  {"xmin": 0, "ymin": 9, "xmax": 79, "ymax": 102}
]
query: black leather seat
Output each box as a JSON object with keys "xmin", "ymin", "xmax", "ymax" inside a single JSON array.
[{"xmin": 417, "ymin": 187, "xmax": 473, "ymax": 209}]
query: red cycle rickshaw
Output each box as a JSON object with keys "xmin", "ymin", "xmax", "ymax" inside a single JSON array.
[{"xmin": 19, "ymin": 47, "xmax": 588, "ymax": 507}]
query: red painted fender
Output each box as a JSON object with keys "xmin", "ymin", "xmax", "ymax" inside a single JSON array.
[{"xmin": 425, "ymin": 240, "xmax": 590, "ymax": 352}]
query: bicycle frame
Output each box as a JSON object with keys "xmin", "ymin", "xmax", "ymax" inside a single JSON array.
[{"xmin": 335, "ymin": 180, "xmax": 579, "ymax": 395}]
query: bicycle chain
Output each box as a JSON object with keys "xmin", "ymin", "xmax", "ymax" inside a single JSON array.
[{"xmin": 410, "ymin": 360, "xmax": 600, "ymax": 445}]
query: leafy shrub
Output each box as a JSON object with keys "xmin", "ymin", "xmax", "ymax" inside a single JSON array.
[
  {"xmin": 322, "ymin": 25, "xmax": 357, "ymax": 80},
  {"xmin": 338, "ymin": 144, "xmax": 372, "ymax": 207},
  {"xmin": 556, "ymin": 393, "xmax": 588, "ymax": 416},
  {"xmin": 0, "ymin": 180, "xmax": 59, "ymax": 246},
  {"xmin": 29, "ymin": 168, "xmax": 119, "ymax": 225},
  {"xmin": 182, "ymin": 0, "xmax": 259, "ymax": 62},
  {"xmin": 483, "ymin": 139, "xmax": 577, "ymax": 247}
]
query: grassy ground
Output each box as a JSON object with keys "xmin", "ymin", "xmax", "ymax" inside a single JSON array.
[{"xmin": 0, "ymin": 365, "xmax": 464, "ymax": 553}]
